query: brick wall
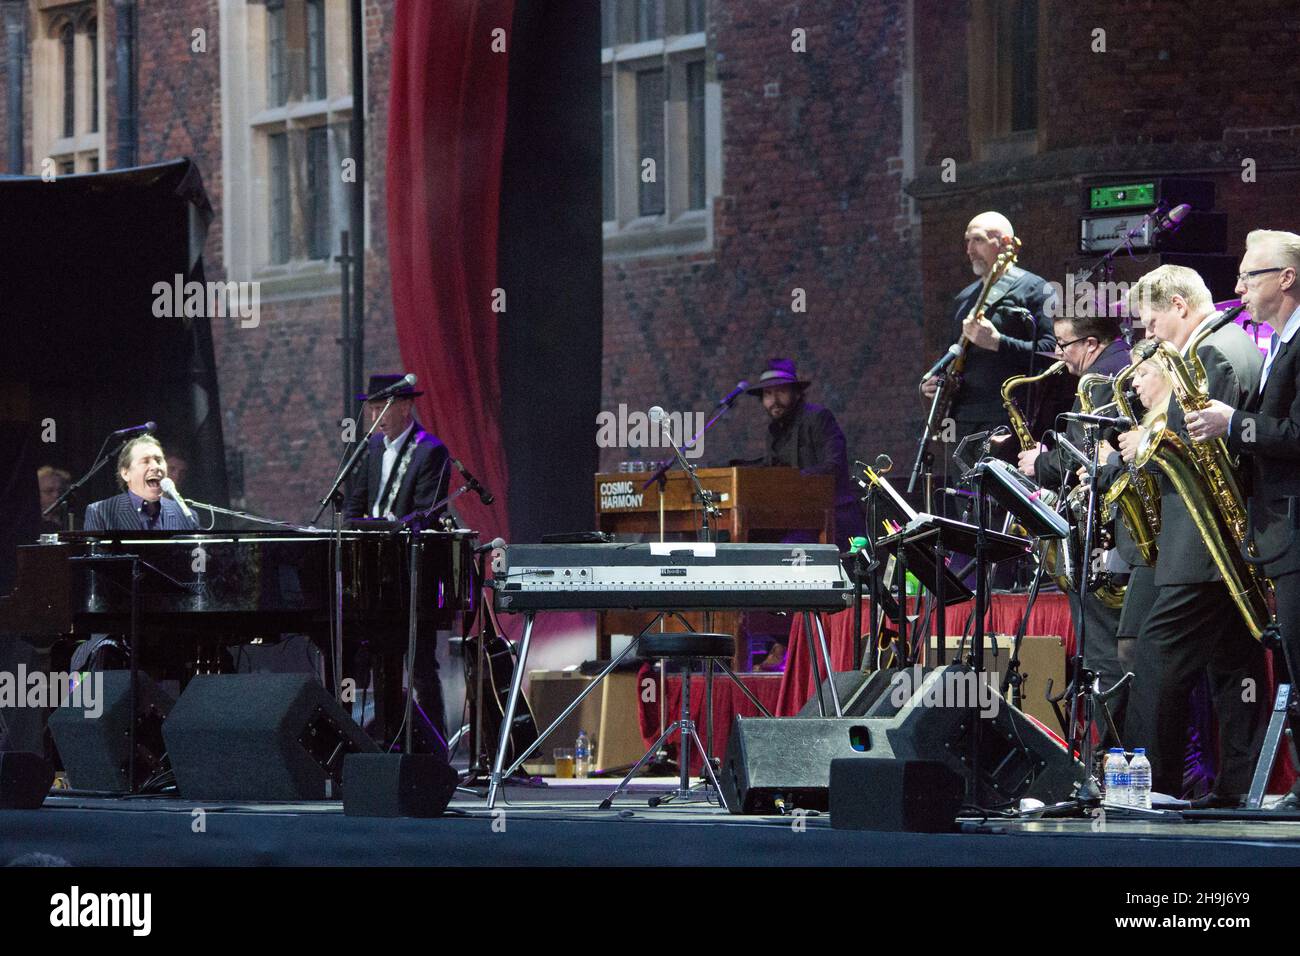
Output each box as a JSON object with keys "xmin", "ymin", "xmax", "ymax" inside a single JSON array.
[
  {"xmin": 5, "ymin": 0, "xmax": 1299, "ymax": 526},
  {"xmin": 600, "ymin": 0, "xmax": 925, "ymax": 479}
]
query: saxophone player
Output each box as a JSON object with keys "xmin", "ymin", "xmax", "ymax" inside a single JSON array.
[
  {"xmin": 1117, "ymin": 265, "xmax": 1267, "ymax": 807},
  {"xmin": 1183, "ymin": 230, "xmax": 1300, "ymax": 808},
  {"xmin": 1017, "ymin": 314, "xmax": 1132, "ymax": 740}
]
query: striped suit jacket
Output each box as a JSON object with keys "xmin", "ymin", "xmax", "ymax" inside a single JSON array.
[{"xmin": 83, "ymin": 492, "xmax": 199, "ymax": 532}]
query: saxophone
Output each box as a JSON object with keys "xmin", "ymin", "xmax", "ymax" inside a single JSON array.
[
  {"xmin": 1103, "ymin": 360, "xmax": 1161, "ymax": 567},
  {"xmin": 1000, "ymin": 361, "xmax": 1073, "ymax": 591},
  {"xmin": 1136, "ymin": 316, "xmax": 1271, "ymax": 639},
  {"xmin": 1001, "ymin": 360, "xmax": 1068, "ymax": 476},
  {"xmin": 1071, "ymin": 371, "xmax": 1127, "ymax": 608}
]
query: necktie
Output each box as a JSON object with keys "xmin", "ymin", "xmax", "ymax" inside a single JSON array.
[{"xmin": 1262, "ymin": 331, "xmax": 1281, "ymax": 389}]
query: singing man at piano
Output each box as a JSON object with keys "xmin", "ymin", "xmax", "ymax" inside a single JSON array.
[
  {"xmin": 70, "ymin": 435, "xmax": 197, "ymax": 671},
  {"xmin": 342, "ymin": 373, "xmax": 453, "ymax": 750},
  {"xmin": 84, "ymin": 435, "xmax": 199, "ymax": 533}
]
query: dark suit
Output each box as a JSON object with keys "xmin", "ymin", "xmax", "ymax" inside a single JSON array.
[
  {"xmin": 343, "ymin": 424, "xmax": 451, "ymax": 520},
  {"xmin": 764, "ymin": 398, "xmax": 862, "ymax": 546},
  {"xmin": 84, "ymin": 492, "xmax": 199, "ymax": 532},
  {"xmin": 949, "ymin": 265, "xmax": 1060, "ymax": 433},
  {"xmin": 342, "ymin": 422, "xmax": 452, "ymax": 751},
  {"xmin": 1227, "ymin": 311, "xmax": 1300, "ymax": 736},
  {"xmin": 71, "ymin": 492, "xmax": 200, "ymax": 670},
  {"xmin": 1032, "ymin": 339, "xmax": 1132, "ymax": 741},
  {"xmin": 1125, "ymin": 318, "xmax": 1268, "ymax": 797}
]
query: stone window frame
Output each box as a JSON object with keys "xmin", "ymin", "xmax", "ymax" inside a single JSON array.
[
  {"xmin": 601, "ymin": 0, "xmax": 722, "ymax": 260},
  {"xmin": 220, "ymin": 0, "xmax": 359, "ymax": 298},
  {"xmin": 30, "ymin": 0, "xmax": 104, "ymax": 175},
  {"xmin": 967, "ymin": 0, "xmax": 1044, "ymax": 163}
]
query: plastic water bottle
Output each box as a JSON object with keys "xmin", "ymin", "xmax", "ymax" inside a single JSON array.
[
  {"xmin": 1103, "ymin": 748, "xmax": 1131, "ymax": 807},
  {"xmin": 575, "ymin": 730, "xmax": 591, "ymax": 779},
  {"xmin": 1129, "ymin": 748, "xmax": 1152, "ymax": 809}
]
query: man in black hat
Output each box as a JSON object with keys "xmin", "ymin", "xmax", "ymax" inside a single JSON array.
[
  {"xmin": 748, "ymin": 358, "xmax": 861, "ymax": 546},
  {"xmin": 344, "ymin": 374, "xmax": 452, "ymax": 521},
  {"xmin": 746, "ymin": 358, "xmax": 862, "ymax": 669},
  {"xmin": 343, "ymin": 373, "xmax": 453, "ymax": 751}
]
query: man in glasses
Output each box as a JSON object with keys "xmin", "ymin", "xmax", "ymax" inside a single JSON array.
[
  {"xmin": 1182, "ymin": 230, "xmax": 1300, "ymax": 808},
  {"xmin": 1116, "ymin": 264, "xmax": 1266, "ymax": 807},
  {"xmin": 1017, "ymin": 313, "xmax": 1133, "ymax": 743}
]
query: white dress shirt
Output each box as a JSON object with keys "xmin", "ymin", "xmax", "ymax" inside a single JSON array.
[{"xmin": 372, "ymin": 421, "xmax": 415, "ymax": 517}]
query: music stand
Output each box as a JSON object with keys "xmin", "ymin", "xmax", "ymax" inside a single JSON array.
[{"xmin": 876, "ymin": 515, "xmax": 983, "ymax": 670}]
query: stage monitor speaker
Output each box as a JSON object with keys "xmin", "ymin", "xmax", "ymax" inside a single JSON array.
[
  {"xmin": 722, "ymin": 665, "xmax": 1083, "ymax": 814},
  {"xmin": 163, "ymin": 674, "xmax": 378, "ymax": 801},
  {"xmin": 796, "ymin": 669, "xmax": 895, "ymax": 717},
  {"xmin": 0, "ymin": 751, "xmax": 55, "ymax": 809},
  {"xmin": 47, "ymin": 671, "xmax": 173, "ymax": 792},
  {"xmin": 830, "ymin": 757, "xmax": 963, "ymax": 832},
  {"xmin": 343, "ymin": 753, "xmax": 458, "ymax": 818}
]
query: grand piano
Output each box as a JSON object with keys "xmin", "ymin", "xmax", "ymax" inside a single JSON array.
[{"xmin": 0, "ymin": 529, "xmax": 477, "ymax": 672}]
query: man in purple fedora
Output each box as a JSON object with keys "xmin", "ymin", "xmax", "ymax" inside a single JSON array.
[{"xmin": 746, "ymin": 358, "xmax": 862, "ymax": 668}]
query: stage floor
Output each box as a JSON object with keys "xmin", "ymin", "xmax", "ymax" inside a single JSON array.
[{"xmin": 5, "ymin": 778, "xmax": 1300, "ymax": 867}]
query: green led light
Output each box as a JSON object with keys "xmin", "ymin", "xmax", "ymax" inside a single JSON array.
[{"xmin": 1089, "ymin": 182, "xmax": 1157, "ymax": 210}]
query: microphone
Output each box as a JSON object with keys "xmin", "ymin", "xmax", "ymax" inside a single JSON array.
[
  {"xmin": 875, "ymin": 454, "xmax": 893, "ymax": 474},
  {"xmin": 366, "ymin": 373, "xmax": 417, "ymax": 401},
  {"xmin": 1156, "ymin": 203, "xmax": 1191, "ymax": 234},
  {"xmin": 1061, "ymin": 412, "xmax": 1134, "ymax": 429},
  {"xmin": 718, "ymin": 381, "xmax": 749, "ymax": 408},
  {"xmin": 919, "ymin": 345, "xmax": 962, "ymax": 384},
  {"xmin": 112, "ymin": 421, "xmax": 157, "ymax": 438},
  {"xmin": 453, "ymin": 459, "xmax": 494, "ymax": 506},
  {"xmin": 1207, "ymin": 303, "xmax": 1249, "ymax": 336},
  {"xmin": 474, "ymin": 536, "xmax": 505, "ymax": 555},
  {"xmin": 159, "ymin": 477, "xmax": 193, "ymax": 519}
]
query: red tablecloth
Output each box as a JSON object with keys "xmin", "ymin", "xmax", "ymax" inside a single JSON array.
[
  {"xmin": 777, "ymin": 593, "xmax": 1074, "ymax": 717},
  {"xmin": 635, "ymin": 664, "xmax": 782, "ymax": 774}
]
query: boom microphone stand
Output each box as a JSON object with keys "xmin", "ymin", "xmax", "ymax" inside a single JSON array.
[{"xmin": 309, "ymin": 396, "xmax": 393, "ymax": 702}]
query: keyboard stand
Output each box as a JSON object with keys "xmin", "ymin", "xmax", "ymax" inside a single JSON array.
[{"xmin": 486, "ymin": 610, "xmax": 789, "ymax": 809}]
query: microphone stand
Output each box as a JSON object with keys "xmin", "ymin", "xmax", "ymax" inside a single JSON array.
[
  {"xmin": 308, "ymin": 395, "xmax": 393, "ymax": 706},
  {"xmin": 47, "ymin": 428, "xmax": 137, "ymax": 528},
  {"xmin": 654, "ymin": 414, "xmax": 720, "ymax": 544},
  {"xmin": 185, "ymin": 500, "xmax": 310, "ymax": 533},
  {"xmin": 640, "ymin": 394, "xmax": 743, "ymax": 497}
]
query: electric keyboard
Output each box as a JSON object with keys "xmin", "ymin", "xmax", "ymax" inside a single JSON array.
[{"xmin": 491, "ymin": 542, "xmax": 853, "ymax": 612}]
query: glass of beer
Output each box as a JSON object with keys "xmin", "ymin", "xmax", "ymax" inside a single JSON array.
[{"xmin": 553, "ymin": 747, "xmax": 575, "ymax": 779}]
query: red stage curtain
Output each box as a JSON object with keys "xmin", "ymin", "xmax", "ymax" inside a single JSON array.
[{"xmin": 387, "ymin": 0, "xmax": 516, "ymax": 538}]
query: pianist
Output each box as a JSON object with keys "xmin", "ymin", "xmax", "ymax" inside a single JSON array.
[
  {"xmin": 342, "ymin": 373, "xmax": 452, "ymax": 752},
  {"xmin": 71, "ymin": 435, "xmax": 197, "ymax": 671},
  {"xmin": 84, "ymin": 435, "xmax": 198, "ymax": 533}
]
